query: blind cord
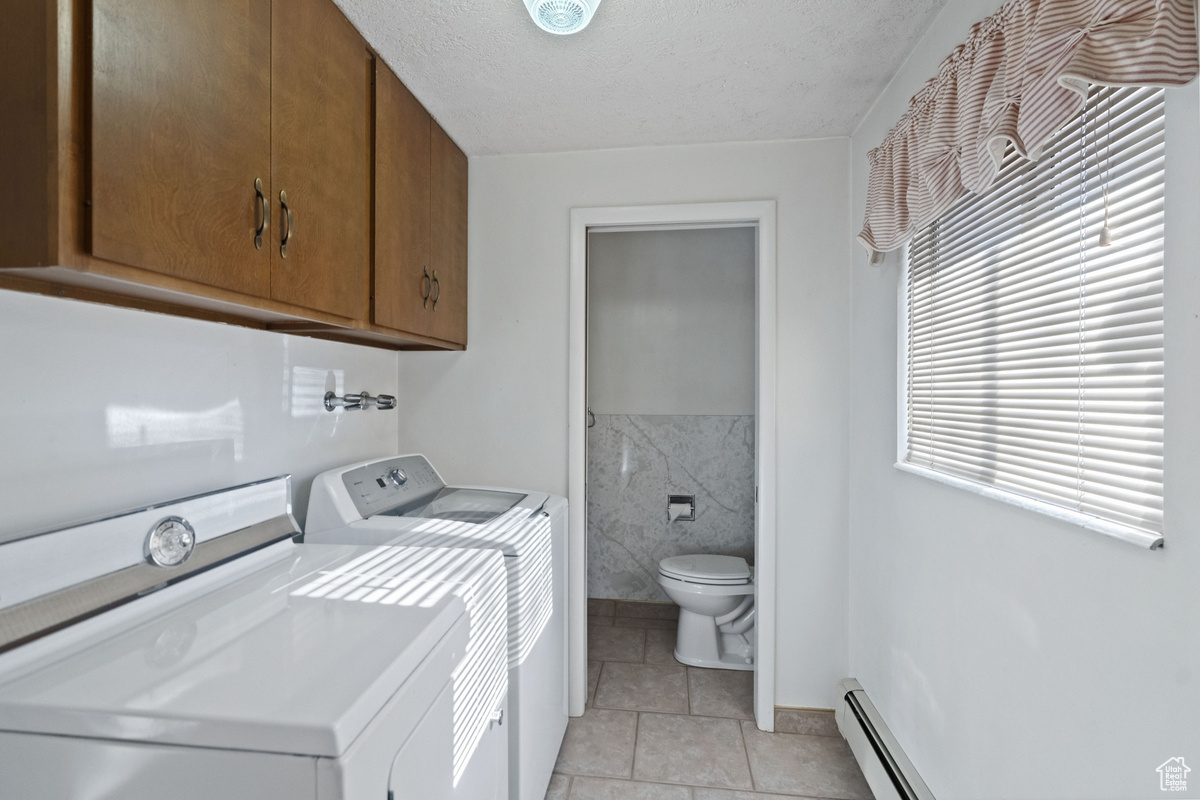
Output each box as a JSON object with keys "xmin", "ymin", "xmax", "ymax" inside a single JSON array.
[
  {"xmin": 1099, "ymin": 87, "xmax": 1114, "ymax": 247},
  {"xmin": 1075, "ymin": 90, "xmax": 1092, "ymax": 513}
]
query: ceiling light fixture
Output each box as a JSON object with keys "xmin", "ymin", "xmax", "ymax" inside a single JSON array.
[{"xmin": 524, "ymin": 0, "xmax": 602, "ymax": 35}]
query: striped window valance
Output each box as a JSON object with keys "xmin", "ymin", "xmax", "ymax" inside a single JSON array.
[{"xmin": 858, "ymin": 0, "xmax": 1197, "ymax": 258}]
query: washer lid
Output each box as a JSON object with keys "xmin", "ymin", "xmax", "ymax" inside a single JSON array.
[
  {"xmin": 380, "ymin": 486, "xmax": 529, "ymax": 526},
  {"xmin": 314, "ymin": 491, "xmax": 553, "ymax": 557},
  {"xmin": 659, "ymin": 555, "xmax": 751, "ymax": 583}
]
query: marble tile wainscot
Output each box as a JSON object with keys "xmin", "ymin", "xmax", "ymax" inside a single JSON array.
[{"xmin": 587, "ymin": 414, "xmax": 755, "ymax": 601}]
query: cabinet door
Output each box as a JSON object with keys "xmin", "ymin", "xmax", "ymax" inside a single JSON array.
[
  {"xmin": 429, "ymin": 121, "xmax": 468, "ymax": 346},
  {"xmin": 91, "ymin": 0, "xmax": 272, "ymax": 296},
  {"xmin": 270, "ymin": 0, "xmax": 371, "ymax": 320},
  {"xmin": 374, "ymin": 63, "xmax": 434, "ymax": 336}
]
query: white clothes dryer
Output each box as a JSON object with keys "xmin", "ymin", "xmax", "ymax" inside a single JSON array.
[
  {"xmin": 0, "ymin": 477, "xmax": 500, "ymax": 800},
  {"xmin": 293, "ymin": 543, "xmax": 511, "ymax": 800},
  {"xmin": 304, "ymin": 455, "xmax": 569, "ymax": 800}
]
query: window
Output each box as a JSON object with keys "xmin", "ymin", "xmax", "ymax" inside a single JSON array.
[{"xmin": 902, "ymin": 85, "xmax": 1165, "ymax": 547}]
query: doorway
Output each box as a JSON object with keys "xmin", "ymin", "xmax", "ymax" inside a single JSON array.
[{"xmin": 568, "ymin": 201, "xmax": 778, "ymax": 730}]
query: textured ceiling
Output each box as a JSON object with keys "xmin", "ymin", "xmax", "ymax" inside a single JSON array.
[{"xmin": 333, "ymin": 0, "xmax": 948, "ymax": 156}]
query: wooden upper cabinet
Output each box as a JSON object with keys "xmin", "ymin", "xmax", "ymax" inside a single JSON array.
[
  {"xmin": 2, "ymin": 0, "xmax": 464, "ymax": 350},
  {"xmin": 429, "ymin": 120, "xmax": 468, "ymax": 346},
  {"xmin": 374, "ymin": 62, "xmax": 433, "ymax": 336},
  {"xmin": 374, "ymin": 66, "xmax": 469, "ymax": 346},
  {"xmin": 270, "ymin": 0, "xmax": 371, "ymax": 320},
  {"xmin": 90, "ymin": 0, "xmax": 272, "ymax": 296}
]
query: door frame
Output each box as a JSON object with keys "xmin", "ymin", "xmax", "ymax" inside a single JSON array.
[{"xmin": 568, "ymin": 201, "xmax": 778, "ymax": 730}]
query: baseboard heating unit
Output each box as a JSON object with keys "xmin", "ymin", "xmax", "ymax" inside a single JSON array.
[{"xmin": 836, "ymin": 678, "xmax": 936, "ymax": 800}]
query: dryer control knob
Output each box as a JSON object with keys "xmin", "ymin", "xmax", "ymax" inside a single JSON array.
[
  {"xmin": 145, "ymin": 517, "xmax": 196, "ymax": 568},
  {"xmin": 387, "ymin": 468, "xmax": 408, "ymax": 487}
]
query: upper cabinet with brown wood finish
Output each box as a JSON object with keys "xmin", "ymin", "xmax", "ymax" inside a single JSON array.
[
  {"xmin": 90, "ymin": 0, "xmax": 273, "ymax": 298},
  {"xmin": 270, "ymin": 0, "xmax": 371, "ymax": 321},
  {"xmin": 374, "ymin": 61, "xmax": 434, "ymax": 338},
  {"xmin": 373, "ymin": 62, "xmax": 468, "ymax": 347},
  {"xmin": 0, "ymin": 0, "xmax": 467, "ymax": 351},
  {"xmin": 429, "ymin": 120, "xmax": 469, "ymax": 347}
]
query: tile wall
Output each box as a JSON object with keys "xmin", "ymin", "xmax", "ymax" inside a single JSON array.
[{"xmin": 587, "ymin": 414, "xmax": 755, "ymax": 601}]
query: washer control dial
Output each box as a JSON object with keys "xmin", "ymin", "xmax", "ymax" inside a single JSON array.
[{"xmin": 387, "ymin": 468, "xmax": 408, "ymax": 487}]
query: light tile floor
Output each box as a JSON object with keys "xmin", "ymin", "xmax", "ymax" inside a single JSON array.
[{"xmin": 548, "ymin": 601, "xmax": 874, "ymax": 800}]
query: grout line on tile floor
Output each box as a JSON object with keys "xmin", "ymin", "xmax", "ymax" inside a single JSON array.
[
  {"xmin": 684, "ymin": 665, "xmax": 693, "ymax": 714},
  {"xmin": 630, "ymin": 710, "xmax": 642, "ymax": 780},
  {"xmin": 593, "ymin": 661, "xmax": 606, "ymax": 708},
  {"xmin": 737, "ymin": 713, "xmax": 757, "ymax": 792}
]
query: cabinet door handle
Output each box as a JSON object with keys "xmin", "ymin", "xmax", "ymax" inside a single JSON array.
[
  {"xmin": 279, "ymin": 190, "xmax": 293, "ymax": 259},
  {"xmin": 431, "ymin": 270, "xmax": 441, "ymax": 310},
  {"xmin": 421, "ymin": 267, "xmax": 432, "ymax": 309},
  {"xmin": 253, "ymin": 178, "xmax": 269, "ymax": 250}
]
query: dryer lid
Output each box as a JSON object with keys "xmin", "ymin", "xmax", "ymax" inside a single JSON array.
[
  {"xmin": 659, "ymin": 555, "xmax": 750, "ymax": 583},
  {"xmin": 0, "ymin": 543, "xmax": 469, "ymax": 759}
]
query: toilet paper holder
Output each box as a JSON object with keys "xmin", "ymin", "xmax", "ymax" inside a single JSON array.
[{"xmin": 667, "ymin": 495, "xmax": 695, "ymax": 522}]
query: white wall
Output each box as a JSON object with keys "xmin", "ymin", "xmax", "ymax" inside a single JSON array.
[
  {"xmin": 0, "ymin": 290, "xmax": 399, "ymax": 540},
  {"xmin": 587, "ymin": 226, "xmax": 755, "ymax": 416},
  {"xmin": 396, "ymin": 139, "xmax": 852, "ymax": 708},
  {"xmin": 848, "ymin": 2, "xmax": 1200, "ymax": 798}
]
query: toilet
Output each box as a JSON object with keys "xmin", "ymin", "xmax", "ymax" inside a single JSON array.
[{"xmin": 657, "ymin": 554, "xmax": 755, "ymax": 670}]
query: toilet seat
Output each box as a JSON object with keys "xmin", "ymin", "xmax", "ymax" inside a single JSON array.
[
  {"xmin": 658, "ymin": 555, "xmax": 750, "ymax": 585},
  {"xmin": 657, "ymin": 572, "xmax": 754, "ymax": 597}
]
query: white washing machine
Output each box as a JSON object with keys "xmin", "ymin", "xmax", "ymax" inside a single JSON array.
[
  {"xmin": 0, "ymin": 477, "xmax": 503, "ymax": 800},
  {"xmin": 305, "ymin": 455, "xmax": 569, "ymax": 800}
]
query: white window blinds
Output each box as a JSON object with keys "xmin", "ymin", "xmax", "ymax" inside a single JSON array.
[{"xmin": 905, "ymin": 85, "xmax": 1164, "ymax": 542}]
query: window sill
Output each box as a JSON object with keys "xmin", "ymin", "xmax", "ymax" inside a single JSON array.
[{"xmin": 892, "ymin": 461, "xmax": 1163, "ymax": 550}]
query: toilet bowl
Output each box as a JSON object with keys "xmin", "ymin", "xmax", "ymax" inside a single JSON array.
[{"xmin": 657, "ymin": 554, "xmax": 755, "ymax": 671}]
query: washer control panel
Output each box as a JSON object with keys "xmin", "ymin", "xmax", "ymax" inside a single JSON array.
[{"xmin": 340, "ymin": 455, "xmax": 443, "ymax": 519}]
